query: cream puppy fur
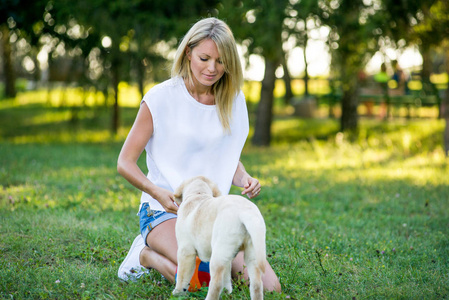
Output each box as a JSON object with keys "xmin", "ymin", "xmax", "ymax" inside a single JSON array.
[{"xmin": 172, "ymin": 176, "xmax": 266, "ymax": 300}]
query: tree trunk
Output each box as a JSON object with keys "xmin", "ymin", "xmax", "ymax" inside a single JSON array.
[
  {"xmin": 421, "ymin": 46, "xmax": 432, "ymax": 82},
  {"xmin": 340, "ymin": 68, "xmax": 358, "ymax": 132},
  {"xmin": 282, "ymin": 60, "xmax": 293, "ymax": 105},
  {"xmin": 444, "ymin": 48, "xmax": 449, "ymax": 156},
  {"xmin": 252, "ymin": 58, "xmax": 277, "ymax": 146},
  {"xmin": 444, "ymin": 109, "xmax": 449, "ymax": 157},
  {"xmin": 137, "ymin": 58, "xmax": 145, "ymax": 100},
  {"xmin": 421, "ymin": 46, "xmax": 442, "ymax": 118},
  {"xmin": 1, "ymin": 26, "xmax": 16, "ymax": 98},
  {"xmin": 303, "ymin": 22, "xmax": 309, "ymax": 97},
  {"xmin": 340, "ymin": 89, "xmax": 358, "ymax": 132}
]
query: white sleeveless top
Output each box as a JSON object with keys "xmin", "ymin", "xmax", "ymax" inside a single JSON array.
[{"xmin": 140, "ymin": 77, "xmax": 249, "ymax": 211}]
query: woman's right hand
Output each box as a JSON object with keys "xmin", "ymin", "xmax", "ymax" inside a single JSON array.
[{"xmin": 152, "ymin": 186, "xmax": 179, "ymax": 214}]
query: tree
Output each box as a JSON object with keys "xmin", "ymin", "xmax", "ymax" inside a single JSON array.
[
  {"xmin": 287, "ymin": 0, "xmax": 321, "ymax": 98},
  {"xmin": 321, "ymin": 0, "xmax": 379, "ymax": 133},
  {"xmin": 444, "ymin": 44, "xmax": 449, "ymax": 156},
  {"xmin": 0, "ymin": 0, "xmax": 48, "ymax": 98},
  {"xmin": 0, "ymin": 22, "xmax": 15, "ymax": 98},
  {"xmin": 248, "ymin": 1, "xmax": 288, "ymax": 146},
  {"xmin": 281, "ymin": 52, "xmax": 293, "ymax": 104}
]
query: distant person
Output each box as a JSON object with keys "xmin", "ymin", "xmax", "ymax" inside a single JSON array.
[
  {"xmin": 358, "ymin": 70, "xmax": 368, "ymax": 86},
  {"xmin": 374, "ymin": 63, "xmax": 389, "ymax": 86},
  {"xmin": 116, "ymin": 17, "xmax": 281, "ymax": 293},
  {"xmin": 392, "ymin": 60, "xmax": 409, "ymax": 94},
  {"xmin": 374, "ymin": 63, "xmax": 389, "ymax": 118}
]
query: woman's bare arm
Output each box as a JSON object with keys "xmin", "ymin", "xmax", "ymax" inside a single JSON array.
[{"xmin": 117, "ymin": 102, "xmax": 178, "ymax": 214}]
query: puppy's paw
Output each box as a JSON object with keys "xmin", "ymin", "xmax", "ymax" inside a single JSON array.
[
  {"xmin": 172, "ymin": 288, "xmax": 188, "ymax": 297},
  {"xmin": 223, "ymin": 286, "xmax": 233, "ymax": 295},
  {"xmin": 223, "ymin": 279, "xmax": 233, "ymax": 294}
]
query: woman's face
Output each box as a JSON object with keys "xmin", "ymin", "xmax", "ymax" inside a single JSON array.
[{"xmin": 186, "ymin": 39, "xmax": 225, "ymax": 89}]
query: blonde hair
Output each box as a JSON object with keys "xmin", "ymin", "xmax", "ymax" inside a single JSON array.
[{"xmin": 171, "ymin": 17, "xmax": 243, "ymax": 133}]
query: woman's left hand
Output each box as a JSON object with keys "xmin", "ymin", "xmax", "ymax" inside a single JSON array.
[{"xmin": 241, "ymin": 175, "xmax": 261, "ymax": 199}]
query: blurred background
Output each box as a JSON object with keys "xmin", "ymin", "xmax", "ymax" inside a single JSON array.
[{"xmin": 1, "ymin": 0, "xmax": 448, "ymax": 148}]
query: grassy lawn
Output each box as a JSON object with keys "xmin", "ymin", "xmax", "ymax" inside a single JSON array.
[{"xmin": 1, "ymin": 99, "xmax": 448, "ymax": 299}]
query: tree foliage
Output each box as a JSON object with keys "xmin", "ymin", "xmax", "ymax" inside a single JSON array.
[
  {"xmin": 48, "ymin": 0, "xmax": 219, "ymax": 133},
  {"xmin": 321, "ymin": 0, "xmax": 381, "ymax": 132},
  {"xmin": 286, "ymin": 0, "xmax": 321, "ymax": 97},
  {"xmin": 219, "ymin": 0, "xmax": 289, "ymax": 146}
]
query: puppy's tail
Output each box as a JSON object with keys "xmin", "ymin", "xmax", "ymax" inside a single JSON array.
[{"xmin": 240, "ymin": 209, "xmax": 266, "ymax": 273}]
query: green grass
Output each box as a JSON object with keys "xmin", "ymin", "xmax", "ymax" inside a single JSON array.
[{"xmin": 1, "ymin": 99, "xmax": 448, "ymax": 299}]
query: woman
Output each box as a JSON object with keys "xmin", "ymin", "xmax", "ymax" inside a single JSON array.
[{"xmin": 117, "ymin": 17, "xmax": 281, "ymax": 292}]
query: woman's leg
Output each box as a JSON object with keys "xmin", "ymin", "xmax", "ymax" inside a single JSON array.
[
  {"xmin": 139, "ymin": 246, "xmax": 177, "ymax": 282},
  {"xmin": 231, "ymin": 251, "xmax": 281, "ymax": 292},
  {"xmin": 139, "ymin": 218, "xmax": 178, "ymax": 283}
]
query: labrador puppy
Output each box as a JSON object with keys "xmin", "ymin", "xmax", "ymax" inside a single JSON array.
[{"xmin": 172, "ymin": 176, "xmax": 266, "ymax": 300}]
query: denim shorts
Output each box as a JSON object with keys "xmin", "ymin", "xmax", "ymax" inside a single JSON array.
[{"xmin": 139, "ymin": 202, "xmax": 177, "ymax": 246}]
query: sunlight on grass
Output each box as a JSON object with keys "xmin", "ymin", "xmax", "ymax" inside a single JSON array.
[
  {"xmin": 261, "ymin": 141, "xmax": 448, "ymax": 188},
  {"xmin": 24, "ymin": 110, "xmax": 73, "ymax": 126},
  {"xmin": 12, "ymin": 82, "xmax": 158, "ymax": 109},
  {"xmin": 9, "ymin": 129, "xmax": 116, "ymax": 144},
  {"xmin": 15, "ymin": 88, "xmax": 107, "ymax": 107},
  {"xmin": 246, "ymin": 119, "xmax": 448, "ymax": 195}
]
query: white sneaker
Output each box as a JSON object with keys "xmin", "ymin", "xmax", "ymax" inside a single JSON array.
[{"xmin": 118, "ymin": 234, "xmax": 149, "ymax": 282}]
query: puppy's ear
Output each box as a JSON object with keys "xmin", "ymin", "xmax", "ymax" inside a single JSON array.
[
  {"xmin": 212, "ymin": 185, "xmax": 221, "ymax": 197},
  {"xmin": 173, "ymin": 182, "xmax": 184, "ymax": 205}
]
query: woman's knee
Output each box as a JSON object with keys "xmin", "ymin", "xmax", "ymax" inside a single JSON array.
[{"xmin": 140, "ymin": 246, "xmax": 177, "ymax": 282}]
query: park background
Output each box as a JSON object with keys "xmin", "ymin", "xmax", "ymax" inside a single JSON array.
[{"xmin": 1, "ymin": 0, "xmax": 448, "ymax": 299}]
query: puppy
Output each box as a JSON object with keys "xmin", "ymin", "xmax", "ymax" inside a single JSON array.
[{"xmin": 172, "ymin": 176, "xmax": 266, "ymax": 300}]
